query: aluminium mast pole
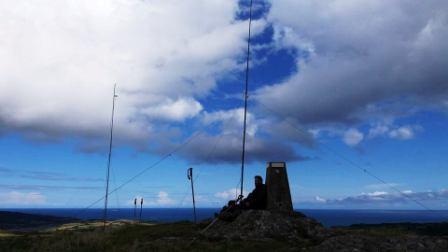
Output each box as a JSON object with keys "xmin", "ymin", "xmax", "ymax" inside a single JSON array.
[
  {"xmin": 240, "ymin": 0, "xmax": 253, "ymax": 198},
  {"xmin": 134, "ymin": 198, "xmax": 137, "ymax": 220},
  {"xmin": 103, "ymin": 84, "xmax": 118, "ymax": 229},
  {"xmin": 187, "ymin": 168, "xmax": 197, "ymax": 224},
  {"xmin": 139, "ymin": 198, "xmax": 143, "ymax": 222}
]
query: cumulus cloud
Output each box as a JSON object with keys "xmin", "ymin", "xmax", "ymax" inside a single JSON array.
[
  {"xmin": 257, "ymin": 0, "xmax": 448, "ymax": 125},
  {"xmin": 144, "ymin": 191, "xmax": 175, "ymax": 207},
  {"xmin": 0, "ymin": 0, "xmax": 265, "ymax": 152},
  {"xmin": 142, "ymin": 98, "xmax": 203, "ymax": 122},
  {"xmin": 314, "ymin": 196, "xmax": 327, "ymax": 203},
  {"xmin": 368, "ymin": 124, "xmax": 422, "ymax": 140},
  {"xmin": 130, "ymin": 191, "xmax": 176, "ymax": 207},
  {"xmin": 389, "ymin": 126, "xmax": 416, "ymax": 140},
  {"xmin": 176, "ymin": 131, "xmax": 309, "ymax": 164},
  {"xmin": 173, "ymin": 108, "xmax": 311, "ymax": 164},
  {"xmin": 367, "ymin": 125, "xmax": 390, "ymax": 139},
  {"xmin": 0, "ymin": 191, "xmax": 46, "ymax": 205},
  {"xmin": 263, "ymin": 119, "xmax": 316, "ymax": 148},
  {"xmin": 343, "ymin": 128, "xmax": 364, "ymax": 146},
  {"xmin": 214, "ymin": 188, "xmax": 248, "ymax": 201},
  {"xmin": 202, "ymin": 108, "xmax": 258, "ymax": 137},
  {"xmin": 156, "ymin": 191, "xmax": 175, "ymax": 205},
  {"xmin": 3, "ymin": 0, "xmax": 445, "ymax": 164}
]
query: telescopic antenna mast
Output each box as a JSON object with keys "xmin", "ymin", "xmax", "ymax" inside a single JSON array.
[
  {"xmin": 187, "ymin": 167, "xmax": 197, "ymax": 223},
  {"xmin": 103, "ymin": 84, "xmax": 118, "ymax": 228},
  {"xmin": 240, "ymin": 0, "xmax": 254, "ymax": 198}
]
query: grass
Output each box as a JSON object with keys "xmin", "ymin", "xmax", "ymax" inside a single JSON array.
[
  {"xmin": 0, "ymin": 230, "xmax": 18, "ymax": 238},
  {"xmin": 0, "ymin": 221, "xmax": 300, "ymax": 252},
  {"xmin": 2, "ymin": 220, "xmax": 447, "ymax": 251}
]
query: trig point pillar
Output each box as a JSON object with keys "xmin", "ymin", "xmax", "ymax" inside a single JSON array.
[{"xmin": 265, "ymin": 161, "xmax": 293, "ymax": 213}]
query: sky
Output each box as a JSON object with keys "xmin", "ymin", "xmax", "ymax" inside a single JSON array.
[{"xmin": 1, "ymin": 0, "xmax": 448, "ymax": 210}]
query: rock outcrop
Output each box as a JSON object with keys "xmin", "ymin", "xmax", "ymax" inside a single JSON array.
[{"xmin": 204, "ymin": 210, "xmax": 328, "ymax": 243}]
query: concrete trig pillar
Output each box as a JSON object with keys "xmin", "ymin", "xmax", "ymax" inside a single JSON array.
[{"xmin": 265, "ymin": 161, "xmax": 293, "ymax": 213}]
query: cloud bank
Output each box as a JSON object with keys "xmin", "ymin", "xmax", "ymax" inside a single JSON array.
[
  {"xmin": 0, "ymin": 0, "xmax": 263, "ymax": 152},
  {"xmin": 2, "ymin": 0, "xmax": 448, "ymax": 162},
  {"xmin": 312, "ymin": 189, "xmax": 448, "ymax": 209},
  {"xmin": 258, "ymin": 0, "xmax": 448, "ymax": 126}
]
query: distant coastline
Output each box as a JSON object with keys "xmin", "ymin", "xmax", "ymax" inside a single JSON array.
[
  {"xmin": 2, "ymin": 208, "xmax": 448, "ymax": 228},
  {"xmin": 0, "ymin": 210, "xmax": 77, "ymax": 231}
]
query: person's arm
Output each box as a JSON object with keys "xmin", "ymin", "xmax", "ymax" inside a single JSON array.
[{"xmin": 244, "ymin": 190, "xmax": 257, "ymax": 207}]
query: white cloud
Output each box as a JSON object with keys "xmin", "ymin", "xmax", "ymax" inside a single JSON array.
[
  {"xmin": 155, "ymin": 191, "xmax": 175, "ymax": 206},
  {"xmin": 368, "ymin": 125, "xmax": 390, "ymax": 139},
  {"xmin": 389, "ymin": 126, "xmax": 415, "ymax": 140},
  {"xmin": 367, "ymin": 124, "xmax": 422, "ymax": 141},
  {"xmin": 0, "ymin": 0, "xmax": 266, "ymax": 150},
  {"xmin": 365, "ymin": 191, "xmax": 388, "ymax": 197},
  {"xmin": 214, "ymin": 188, "xmax": 248, "ymax": 201},
  {"xmin": 343, "ymin": 128, "xmax": 364, "ymax": 146},
  {"xmin": 176, "ymin": 130, "xmax": 309, "ymax": 164},
  {"xmin": 257, "ymin": 0, "xmax": 448, "ymax": 126},
  {"xmin": 181, "ymin": 108, "xmax": 312, "ymax": 163},
  {"xmin": 142, "ymin": 97, "xmax": 203, "ymax": 122},
  {"xmin": 131, "ymin": 191, "xmax": 175, "ymax": 207},
  {"xmin": 315, "ymin": 196, "xmax": 327, "ymax": 203},
  {"xmin": 142, "ymin": 191, "xmax": 176, "ymax": 207},
  {"xmin": 0, "ymin": 191, "xmax": 46, "ymax": 205},
  {"xmin": 202, "ymin": 108, "xmax": 258, "ymax": 137}
]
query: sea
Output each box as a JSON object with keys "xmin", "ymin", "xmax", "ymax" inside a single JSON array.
[{"xmin": 4, "ymin": 208, "xmax": 448, "ymax": 227}]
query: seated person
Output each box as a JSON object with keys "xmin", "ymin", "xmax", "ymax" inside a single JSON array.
[
  {"xmin": 241, "ymin": 175, "xmax": 267, "ymax": 210},
  {"xmin": 216, "ymin": 175, "xmax": 268, "ymax": 221},
  {"xmin": 216, "ymin": 199, "xmax": 241, "ymax": 222}
]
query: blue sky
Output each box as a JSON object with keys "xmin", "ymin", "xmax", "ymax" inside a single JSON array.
[{"xmin": 1, "ymin": 0, "xmax": 448, "ymax": 210}]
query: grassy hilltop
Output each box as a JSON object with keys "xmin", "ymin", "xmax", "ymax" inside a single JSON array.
[
  {"xmin": 1, "ymin": 211, "xmax": 448, "ymax": 251},
  {"xmin": 0, "ymin": 220, "xmax": 292, "ymax": 252}
]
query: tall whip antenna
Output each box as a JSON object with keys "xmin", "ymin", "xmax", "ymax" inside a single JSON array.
[
  {"xmin": 187, "ymin": 167, "xmax": 197, "ymax": 224},
  {"xmin": 240, "ymin": 0, "xmax": 254, "ymax": 198},
  {"xmin": 103, "ymin": 84, "xmax": 118, "ymax": 229}
]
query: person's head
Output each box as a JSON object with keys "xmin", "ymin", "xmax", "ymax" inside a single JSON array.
[{"xmin": 254, "ymin": 175, "xmax": 263, "ymax": 187}]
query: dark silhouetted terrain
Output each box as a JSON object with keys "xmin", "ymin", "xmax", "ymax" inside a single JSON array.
[{"xmin": 1, "ymin": 210, "xmax": 448, "ymax": 251}]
